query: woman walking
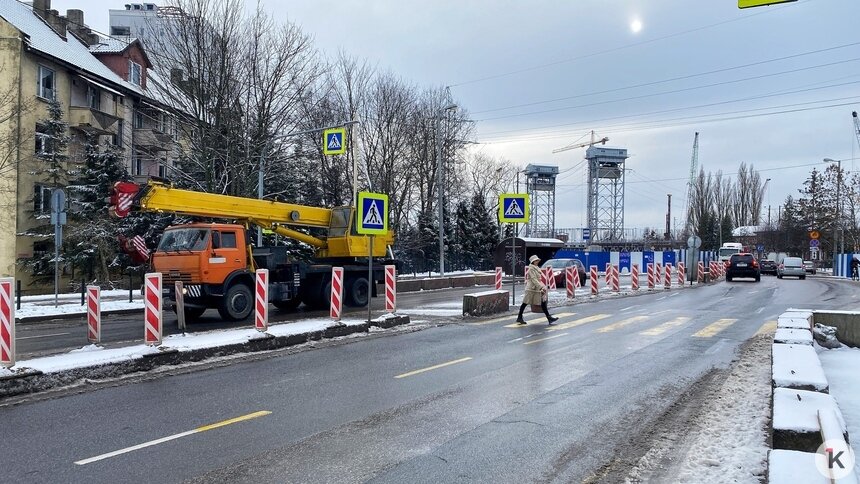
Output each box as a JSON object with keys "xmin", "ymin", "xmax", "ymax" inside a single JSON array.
[{"xmin": 516, "ymin": 254, "xmax": 559, "ymax": 325}]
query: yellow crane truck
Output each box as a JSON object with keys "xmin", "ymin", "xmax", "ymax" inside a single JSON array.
[{"xmin": 110, "ymin": 180, "xmax": 395, "ymax": 321}]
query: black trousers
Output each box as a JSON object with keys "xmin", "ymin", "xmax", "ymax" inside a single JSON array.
[{"xmin": 518, "ymin": 301, "xmax": 552, "ymax": 320}]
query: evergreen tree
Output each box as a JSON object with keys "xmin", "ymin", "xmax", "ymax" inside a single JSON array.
[
  {"xmin": 19, "ymin": 100, "xmax": 72, "ymax": 284},
  {"xmin": 466, "ymin": 193, "xmax": 499, "ymax": 270}
]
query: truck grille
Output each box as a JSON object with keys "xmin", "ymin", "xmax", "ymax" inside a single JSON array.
[{"xmin": 163, "ymin": 271, "xmax": 195, "ymax": 285}]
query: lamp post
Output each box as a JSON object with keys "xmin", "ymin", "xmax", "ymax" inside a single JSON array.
[
  {"xmin": 436, "ymin": 103, "xmax": 457, "ymax": 276},
  {"xmin": 824, "ymin": 158, "xmax": 841, "ymax": 274}
]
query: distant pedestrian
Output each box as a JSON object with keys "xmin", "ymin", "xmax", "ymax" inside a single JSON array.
[
  {"xmin": 851, "ymin": 257, "xmax": 859, "ymax": 281},
  {"xmin": 516, "ymin": 255, "xmax": 559, "ymax": 325}
]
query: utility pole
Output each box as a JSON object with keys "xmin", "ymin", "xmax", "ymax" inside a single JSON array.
[
  {"xmin": 665, "ymin": 194, "xmax": 672, "ymax": 240},
  {"xmin": 436, "ymin": 103, "xmax": 457, "ymax": 276}
]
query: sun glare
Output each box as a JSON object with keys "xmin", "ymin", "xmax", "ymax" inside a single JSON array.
[{"xmin": 630, "ymin": 18, "xmax": 643, "ymax": 33}]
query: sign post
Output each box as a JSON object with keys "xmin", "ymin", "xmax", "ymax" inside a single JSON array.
[
  {"xmin": 499, "ymin": 193, "xmax": 530, "ymax": 310},
  {"xmin": 357, "ymin": 192, "xmax": 389, "ymax": 322},
  {"xmin": 51, "ymin": 188, "xmax": 67, "ymax": 308},
  {"xmin": 175, "ymin": 281, "xmax": 186, "ymax": 331}
]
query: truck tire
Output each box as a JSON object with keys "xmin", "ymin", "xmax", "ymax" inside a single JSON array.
[
  {"xmin": 183, "ymin": 307, "xmax": 206, "ymax": 321},
  {"xmin": 346, "ymin": 277, "xmax": 370, "ymax": 307},
  {"xmin": 218, "ymin": 283, "xmax": 253, "ymax": 321},
  {"xmin": 301, "ymin": 276, "xmax": 331, "ymax": 310}
]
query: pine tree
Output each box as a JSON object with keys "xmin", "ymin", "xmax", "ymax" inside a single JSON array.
[
  {"xmin": 19, "ymin": 100, "xmax": 72, "ymax": 284},
  {"xmin": 467, "ymin": 193, "xmax": 499, "ymax": 270}
]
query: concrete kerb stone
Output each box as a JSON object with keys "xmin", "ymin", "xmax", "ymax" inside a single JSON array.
[{"xmin": 0, "ymin": 316, "xmax": 409, "ymax": 400}]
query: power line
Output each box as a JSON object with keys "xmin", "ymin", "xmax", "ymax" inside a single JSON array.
[
  {"xmin": 472, "ymin": 41, "xmax": 860, "ymax": 115},
  {"xmin": 449, "ymin": 0, "xmax": 809, "ymax": 88}
]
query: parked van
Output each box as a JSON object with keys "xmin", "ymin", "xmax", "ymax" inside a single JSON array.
[
  {"xmin": 778, "ymin": 257, "xmax": 806, "ymax": 279},
  {"xmin": 718, "ymin": 243, "xmax": 744, "ymax": 264}
]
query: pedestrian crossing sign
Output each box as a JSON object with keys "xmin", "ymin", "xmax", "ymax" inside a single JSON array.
[
  {"xmin": 357, "ymin": 192, "xmax": 389, "ymax": 235},
  {"xmin": 323, "ymin": 127, "xmax": 347, "ymax": 155},
  {"xmin": 498, "ymin": 193, "xmax": 529, "ymax": 223}
]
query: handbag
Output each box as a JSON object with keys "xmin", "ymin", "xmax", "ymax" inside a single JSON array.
[{"xmin": 531, "ymin": 290, "xmax": 547, "ymax": 312}]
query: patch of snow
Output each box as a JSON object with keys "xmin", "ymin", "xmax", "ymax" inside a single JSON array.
[
  {"xmin": 778, "ymin": 317, "xmax": 812, "ymax": 331},
  {"xmin": 783, "ymin": 309, "xmax": 814, "ymax": 321},
  {"xmin": 465, "ymin": 289, "xmax": 508, "ymax": 297},
  {"xmin": 15, "ymin": 299, "xmax": 143, "ymax": 320},
  {"xmin": 266, "ymin": 319, "xmax": 335, "ymax": 337},
  {"xmin": 396, "ymin": 308, "xmax": 463, "ymax": 317},
  {"xmin": 772, "ymin": 387, "xmax": 846, "ymax": 434},
  {"xmin": 814, "ymin": 324, "xmax": 842, "ymax": 349},
  {"xmin": 163, "ymin": 328, "xmax": 269, "ymax": 352},
  {"xmin": 13, "ymin": 345, "xmax": 160, "ymax": 373},
  {"xmin": 772, "ymin": 344, "xmax": 829, "ymax": 392},
  {"xmin": 820, "ymin": 345, "xmax": 860, "ymax": 475},
  {"xmin": 69, "ymin": 344, "xmax": 105, "ymax": 353},
  {"xmin": 774, "ymin": 328, "xmax": 814, "ymax": 345},
  {"xmin": 768, "ymin": 450, "xmax": 829, "ymax": 484}
]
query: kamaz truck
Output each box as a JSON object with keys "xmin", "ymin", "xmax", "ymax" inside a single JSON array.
[{"xmin": 110, "ymin": 180, "xmax": 395, "ymax": 321}]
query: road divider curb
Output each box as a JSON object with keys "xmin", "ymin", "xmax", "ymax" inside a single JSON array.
[{"xmin": 0, "ymin": 315, "xmax": 411, "ymax": 400}]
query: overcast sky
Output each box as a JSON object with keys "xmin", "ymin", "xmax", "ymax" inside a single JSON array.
[{"xmin": 51, "ymin": 0, "xmax": 860, "ymax": 234}]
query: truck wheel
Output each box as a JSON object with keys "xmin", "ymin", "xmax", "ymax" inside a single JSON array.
[
  {"xmin": 218, "ymin": 283, "xmax": 253, "ymax": 321},
  {"xmin": 346, "ymin": 277, "xmax": 370, "ymax": 307},
  {"xmin": 183, "ymin": 307, "xmax": 206, "ymax": 321}
]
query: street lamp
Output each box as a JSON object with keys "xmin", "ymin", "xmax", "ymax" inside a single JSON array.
[
  {"xmin": 824, "ymin": 158, "xmax": 841, "ymax": 274},
  {"xmin": 436, "ymin": 103, "xmax": 457, "ymax": 276}
]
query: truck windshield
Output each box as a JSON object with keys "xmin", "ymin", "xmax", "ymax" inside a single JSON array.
[
  {"xmin": 158, "ymin": 229, "xmax": 210, "ymax": 252},
  {"xmin": 719, "ymin": 248, "xmax": 740, "ymax": 257}
]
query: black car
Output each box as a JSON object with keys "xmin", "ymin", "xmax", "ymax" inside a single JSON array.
[
  {"xmin": 760, "ymin": 259, "xmax": 778, "ymax": 275},
  {"xmin": 726, "ymin": 253, "xmax": 761, "ymax": 282}
]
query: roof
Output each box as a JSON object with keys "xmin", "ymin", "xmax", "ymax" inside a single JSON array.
[
  {"xmin": 732, "ymin": 225, "xmax": 767, "ymax": 237},
  {"xmin": 0, "ymin": 0, "xmax": 141, "ymax": 95},
  {"xmin": 89, "ymin": 36, "xmax": 152, "ymax": 68}
]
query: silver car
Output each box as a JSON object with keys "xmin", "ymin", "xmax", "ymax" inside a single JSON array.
[{"xmin": 777, "ymin": 257, "xmax": 806, "ymax": 280}]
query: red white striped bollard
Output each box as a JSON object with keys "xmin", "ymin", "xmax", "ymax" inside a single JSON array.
[
  {"xmin": 647, "ymin": 263, "xmax": 655, "ymax": 289},
  {"xmin": 541, "ymin": 267, "xmax": 550, "ymax": 287},
  {"xmin": 631, "ymin": 263, "xmax": 640, "ymax": 290},
  {"xmin": 655, "ymin": 262, "xmax": 663, "ymax": 284},
  {"xmin": 385, "ymin": 265, "xmax": 397, "ymax": 313},
  {"xmin": 255, "ymin": 269, "xmax": 268, "ymax": 332},
  {"xmin": 590, "ymin": 265, "xmax": 599, "ymax": 295},
  {"xmin": 0, "ymin": 277, "xmax": 14, "ymax": 367},
  {"xmin": 572, "ymin": 266, "xmax": 581, "ymax": 288},
  {"xmin": 698, "ymin": 261, "xmax": 705, "ymax": 283},
  {"xmin": 604, "ymin": 263, "xmax": 611, "ymax": 287},
  {"xmin": 678, "ymin": 262, "xmax": 686, "ymax": 285},
  {"xmin": 664, "ymin": 263, "xmax": 672, "ymax": 288},
  {"xmin": 330, "ymin": 267, "xmax": 344, "ymax": 321},
  {"xmin": 86, "ymin": 285, "xmax": 101, "ymax": 343},
  {"xmin": 612, "ymin": 265, "xmax": 620, "ymax": 292},
  {"xmin": 495, "ymin": 267, "xmax": 502, "ymax": 291},
  {"xmin": 565, "ymin": 266, "xmax": 575, "ymax": 299},
  {"xmin": 144, "ymin": 273, "xmax": 162, "ymax": 346}
]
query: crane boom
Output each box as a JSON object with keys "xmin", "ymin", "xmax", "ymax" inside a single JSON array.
[
  {"xmin": 685, "ymin": 132, "xmax": 700, "ymax": 231},
  {"xmin": 853, "ymin": 111, "xmax": 860, "ymax": 150},
  {"xmin": 552, "ymin": 130, "xmax": 608, "ymax": 153}
]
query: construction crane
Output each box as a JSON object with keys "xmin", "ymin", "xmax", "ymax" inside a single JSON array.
[
  {"xmin": 552, "ymin": 130, "xmax": 608, "ymax": 153},
  {"xmin": 684, "ymin": 132, "xmax": 700, "ymax": 232},
  {"xmin": 853, "ymin": 111, "xmax": 860, "ymax": 149}
]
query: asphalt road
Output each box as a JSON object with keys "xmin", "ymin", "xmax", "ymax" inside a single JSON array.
[{"xmin": 2, "ymin": 274, "xmax": 854, "ymax": 483}]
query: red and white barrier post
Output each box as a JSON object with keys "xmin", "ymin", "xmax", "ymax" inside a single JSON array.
[
  {"xmin": 590, "ymin": 266, "xmax": 599, "ymax": 295},
  {"xmin": 605, "ymin": 263, "xmax": 611, "ymax": 287},
  {"xmin": 612, "ymin": 265, "xmax": 620, "ymax": 292},
  {"xmin": 631, "ymin": 263, "xmax": 640, "ymax": 290},
  {"xmin": 655, "ymin": 262, "xmax": 663, "ymax": 284},
  {"xmin": 255, "ymin": 269, "xmax": 269, "ymax": 331},
  {"xmin": 541, "ymin": 267, "xmax": 550, "ymax": 287},
  {"xmin": 144, "ymin": 273, "xmax": 162, "ymax": 346},
  {"xmin": 86, "ymin": 285, "xmax": 101, "ymax": 343},
  {"xmin": 572, "ymin": 266, "xmax": 581, "ymax": 288},
  {"xmin": 698, "ymin": 261, "xmax": 705, "ymax": 283},
  {"xmin": 664, "ymin": 263, "xmax": 672, "ymax": 288},
  {"xmin": 0, "ymin": 278, "xmax": 15, "ymax": 367},
  {"xmin": 678, "ymin": 262, "xmax": 686, "ymax": 285},
  {"xmin": 647, "ymin": 263, "xmax": 655, "ymax": 289},
  {"xmin": 494, "ymin": 267, "xmax": 502, "ymax": 291},
  {"xmin": 565, "ymin": 266, "xmax": 575, "ymax": 299},
  {"xmin": 548, "ymin": 268, "xmax": 557, "ymax": 290},
  {"xmin": 330, "ymin": 267, "xmax": 344, "ymax": 321},
  {"xmin": 385, "ymin": 265, "xmax": 397, "ymax": 313}
]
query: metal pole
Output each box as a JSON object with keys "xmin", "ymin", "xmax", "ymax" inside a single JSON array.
[
  {"xmin": 368, "ymin": 236, "xmax": 373, "ymax": 323},
  {"xmin": 834, "ymin": 160, "xmax": 841, "ymax": 275},
  {"xmin": 129, "ymin": 271, "xmax": 133, "ymax": 303},
  {"xmin": 511, "ymin": 224, "xmax": 516, "ymax": 308},
  {"xmin": 436, "ymin": 114, "xmax": 444, "ymax": 277},
  {"xmin": 54, "ymin": 224, "xmax": 60, "ymax": 308},
  {"xmin": 352, "ymin": 123, "xmax": 358, "ymax": 208},
  {"xmin": 16, "ymin": 280, "xmax": 21, "ymax": 311},
  {"xmin": 257, "ymin": 154, "xmax": 264, "ymax": 247}
]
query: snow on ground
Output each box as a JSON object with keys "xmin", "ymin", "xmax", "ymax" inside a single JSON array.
[
  {"xmin": 772, "ymin": 387, "xmax": 846, "ymax": 434},
  {"xmin": 396, "ymin": 308, "xmax": 463, "ymax": 317},
  {"xmin": 819, "ymin": 345, "xmax": 860, "ymax": 475},
  {"xmin": 16, "ymin": 345, "xmax": 161, "ymax": 373},
  {"xmin": 19, "ymin": 289, "xmax": 139, "ymax": 303},
  {"xmin": 768, "ymin": 450, "xmax": 829, "ymax": 484},
  {"xmin": 16, "ymin": 299, "xmax": 143, "ymax": 320},
  {"xmin": 772, "ymin": 344, "xmax": 829, "ymax": 392},
  {"xmin": 774, "ymin": 328, "xmax": 813, "ymax": 345}
]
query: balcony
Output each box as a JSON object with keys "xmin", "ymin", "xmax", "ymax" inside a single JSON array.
[
  {"xmin": 133, "ymin": 128, "xmax": 174, "ymax": 153},
  {"xmin": 68, "ymin": 106, "xmax": 121, "ymax": 135}
]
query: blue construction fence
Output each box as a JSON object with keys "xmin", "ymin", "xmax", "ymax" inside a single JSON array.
[
  {"xmin": 553, "ymin": 249, "xmax": 717, "ymax": 274},
  {"xmin": 835, "ymin": 253, "xmax": 859, "ymax": 278}
]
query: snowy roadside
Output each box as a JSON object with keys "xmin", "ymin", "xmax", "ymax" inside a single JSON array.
[{"xmin": 818, "ymin": 345, "xmax": 860, "ymax": 476}]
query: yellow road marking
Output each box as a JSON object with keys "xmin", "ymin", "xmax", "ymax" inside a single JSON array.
[
  {"xmin": 640, "ymin": 317, "xmax": 691, "ymax": 336},
  {"xmin": 755, "ymin": 320, "xmax": 777, "ymax": 336},
  {"xmin": 504, "ymin": 312, "xmax": 575, "ymax": 328},
  {"xmin": 595, "ymin": 316, "xmax": 649, "ymax": 333},
  {"xmin": 693, "ymin": 319, "xmax": 738, "ymax": 338},
  {"xmin": 471, "ymin": 314, "xmax": 516, "ymax": 325},
  {"xmin": 547, "ymin": 313, "xmax": 611, "ymax": 331},
  {"xmin": 75, "ymin": 410, "xmax": 271, "ymax": 465},
  {"xmin": 524, "ymin": 333, "xmax": 569, "ymax": 345},
  {"xmin": 394, "ymin": 357, "xmax": 473, "ymax": 379}
]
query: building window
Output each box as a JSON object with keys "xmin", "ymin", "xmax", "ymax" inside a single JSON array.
[
  {"xmin": 110, "ymin": 26, "xmax": 130, "ymax": 36},
  {"xmin": 35, "ymin": 124, "xmax": 50, "ymax": 154},
  {"xmin": 33, "ymin": 185, "xmax": 52, "ymax": 214},
  {"xmin": 134, "ymin": 156, "xmax": 143, "ymax": 175},
  {"xmin": 134, "ymin": 109, "xmax": 144, "ymax": 129},
  {"xmin": 38, "ymin": 66, "xmax": 55, "ymax": 100},
  {"xmin": 87, "ymin": 85, "xmax": 101, "ymax": 111},
  {"xmin": 114, "ymin": 120, "xmax": 124, "ymax": 147},
  {"xmin": 158, "ymin": 162, "xmax": 165, "ymax": 178},
  {"xmin": 129, "ymin": 61, "xmax": 142, "ymax": 86}
]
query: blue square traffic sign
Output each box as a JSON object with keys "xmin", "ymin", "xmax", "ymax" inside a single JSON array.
[
  {"xmin": 323, "ymin": 127, "xmax": 347, "ymax": 155},
  {"xmin": 498, "ymin": 194, "xmax": 529, "ymax": 223},
  {"xmin": 357, "ymin": 192, "xmax": 388, "ymax": 235}
]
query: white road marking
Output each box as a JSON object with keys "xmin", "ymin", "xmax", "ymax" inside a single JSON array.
[
  {"xmin": 669, "ymin": 292, "xmax": 680, "ymax": 297},
  {"xmin": 620, "ymin": 306, "xmax": 636, "ymax": 312},
  {"xmin": 395, "ymin": 357, "xmax": 473, "ymax": 379},
  {"xmin": 755, "ymin": 307, "xmax": 765, "ymax": 314},
  {"xmin": 18, "ymin": 332, "xmax": 71, "ymax": 340},
  {"xmin": 657, "ymin": 296, "xmax": 667, "ymax": 301}
]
